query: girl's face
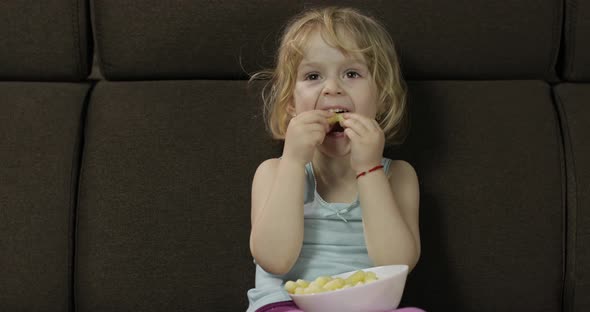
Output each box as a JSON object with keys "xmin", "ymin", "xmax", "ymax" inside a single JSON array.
[{"xmin": 290, "ymin": 30, "xmax": 378, "ymax": 156}]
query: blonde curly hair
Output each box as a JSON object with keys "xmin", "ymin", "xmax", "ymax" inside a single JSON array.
[{"xmin": 251, "ymin": 7, "xmax": 408, "ymax": 145}]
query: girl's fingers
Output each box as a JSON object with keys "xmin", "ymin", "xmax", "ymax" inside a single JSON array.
[
  {"xmin": 313, "ymin": 111, "xmax": 334, "ymax": 132},
  {"xmin": 311, "ymin": 129, "xmax": 328, "ymax": 145},
  {"xmin": 310, "ymin": 123, "xmax": 328, "ymax": 134},
  {"xmin": 293, "ymin": 110, "xmax": 333, "ymax": 132},
  {"xmin": 344, "ymin": 127, "xmax": 360, "ymax": 141},
  {"xmin": 343, "ymin": 113, "xmax": 379, "ymax": 132},
  {"xmin": 298, "ymin": 110, "xmax": 333, "ymax": 121},
  {"xmin": 310, "ymin": 111, "xmax": 334, "ymax": 123},
  {"xmin": 342, "ymin": 115, "xmax": 370, "ymax": 134},
  {"xmin": 371, "ymin": 118, "xmax": 381, "ymax": 129}
]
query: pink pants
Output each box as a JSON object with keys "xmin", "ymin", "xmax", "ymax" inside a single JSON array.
[{"xmin": 256, "ymin": 300, "xmax": 426, "ymax": 312}]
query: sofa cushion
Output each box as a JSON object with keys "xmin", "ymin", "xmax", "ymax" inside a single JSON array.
[
  {"xmin": 386, "ymin": 81, "xmax": 564, "ymax": 311},
  {"xmin": 92, "ymin": 0, "xmax": 562, "ymax": 81},
  {"xmin": 305, "ymin": 0, "xmax": 562, "ymax": 81},
  {"xmin": 554, "ymin": 83, "xmax": 590, "ymax": 311},
  {"xmin": 0, "ymin": 82, "xmax": 90, "ymax": 311},
  {"xmin": 92, "ymin": 0, "xmax": 301, "ymax": 80},
  {"xmin": 75, "ymin": 81, "xmax": 278, "ymax": 311},
  {"xmin": 0, "ymin": 1, "xmax": 92, "ymax": 81},
  {"xmin": 562, "ymin": 0, "xmax": 590, "ymax": 81}
]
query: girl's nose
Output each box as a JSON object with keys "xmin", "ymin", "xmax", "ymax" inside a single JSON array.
[{"xmin": 323, "ymin": 78, "xmax": 343, "ymax": 96}]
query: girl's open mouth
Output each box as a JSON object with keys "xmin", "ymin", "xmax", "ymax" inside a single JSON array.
[
  {"xmin": 326, "ymin": 108, "xmax": 348, "ymax": 135},
  {"xmin": 329, "ymin": 122, "xmax": 345, "ymax": 134},
  {"xmin": 326, "ymin": 109, "xmax": 348, "ymax": 138}
]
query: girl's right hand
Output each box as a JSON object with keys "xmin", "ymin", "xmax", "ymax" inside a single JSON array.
[{"xmin": 282, "ymin": 110, "xmax": 333, "ymax": 166}]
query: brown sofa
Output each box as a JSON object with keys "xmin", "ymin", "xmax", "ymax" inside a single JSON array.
[{"xmin": 1, "ymin": 1, "xmax": 589, "ymax": 311}]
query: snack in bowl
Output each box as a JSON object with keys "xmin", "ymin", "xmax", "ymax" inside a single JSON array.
[
  {"xmin": 284, "ymin": 270, "xmax": 378, "ymax": 295},
  {"xmin": 286, "ymin": 264, "xmax": 409, "ymax": 312}
]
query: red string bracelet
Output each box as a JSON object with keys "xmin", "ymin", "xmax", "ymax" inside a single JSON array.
[{"xmin": 356, "ymin": 165, "xmax": 384, "ymax": 179}]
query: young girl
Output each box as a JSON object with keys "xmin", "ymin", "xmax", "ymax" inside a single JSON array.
[{"xmin": 247, "ymin": 7, "xmax": 422, "ymax": 312}]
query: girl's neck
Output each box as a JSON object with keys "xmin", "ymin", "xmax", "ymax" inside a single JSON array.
[
  {"xmin": 311, "ymin": 153, "xmax": 359, "ymax": 203},
  {"xmin": 311, "ymin": 153, "xmax": 356, "ymax": 185}
]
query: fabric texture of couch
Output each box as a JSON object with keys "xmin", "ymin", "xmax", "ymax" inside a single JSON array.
[{"xmin": 1, "ymin": 1, "xmax": 589, "ymax": 311}]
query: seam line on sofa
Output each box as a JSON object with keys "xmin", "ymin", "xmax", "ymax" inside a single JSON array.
[
  {"xmin": 548, "ymin": 0, "xmax": 564, "ymax": 82},
  {"xmin": 70, "ymin": 81, "xmax": 96, "ymax": 312},
  {"xmin": 551, "ymin": 85, "xmax": 577, "ymax": 312}
]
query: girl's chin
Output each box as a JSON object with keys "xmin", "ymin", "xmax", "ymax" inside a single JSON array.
[{"xmin": 319, "ymin": 133, "xmax": 350, "ymax": 156}]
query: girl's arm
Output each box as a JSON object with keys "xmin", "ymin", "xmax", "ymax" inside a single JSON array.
[
  {"xmin": 341, "ymin": 113, "xmax": 420, "ymax": 270},
  {"xmin": 249, "ymin": 158, "xmax": 306, "ymax": 275},
  {"xmin": 250, "ymin": 110, "xmax": 332, "ymax": 275},
  {"xmin": 358, "ymin": 160, "xmax": 421, "ymax": 270}
]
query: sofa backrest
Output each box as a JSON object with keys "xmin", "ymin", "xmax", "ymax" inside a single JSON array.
[
  {"xmin": 0, "ymin": 0, "xmax": 92, "ymax": 81},
  {"xmin": 75, "ymin": 79, "xmax": 277, "ymax": 310},
  {"xmin": 558, "ymin": 1, "xmax": 590, "ymax": 310},
  {"xmin": 1, "ymin": 1, "xmax": 590, "ymax": 312},
  {"xmin": 81, "ymin": 1, "xmax": 567, "ymax": 311},
  {"xmin": 562, "ymin": 0, "xmax": 590, "ymax": 81},
  {"xmin": 0, "ymin": 1, "xmax": 92, "ymax": 311}
]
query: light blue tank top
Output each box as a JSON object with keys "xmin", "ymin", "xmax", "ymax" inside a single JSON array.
[{"xmin": 246, "ymin": 158, "xmax": 393, "ymax": 312}]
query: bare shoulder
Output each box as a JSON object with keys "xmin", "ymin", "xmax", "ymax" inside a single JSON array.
[
  {"xmin": 387, "ymin": 160, "xmax": 420, "ymax": 203},
  {"xmin": 388, "ymin": 160, "xmax": 421, "ymax": 254},
  {"xmin": 254, "ymin": 158, "xmax": 280, "ymax": 181},
  {"xmin": 251, "ymin": 158, "xmax": 281, "ymax": 224},
  {"xmin": 388, "ymin": 160, "xmax": 418, "ymax": 185}
]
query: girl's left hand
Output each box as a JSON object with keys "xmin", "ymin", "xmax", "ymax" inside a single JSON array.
[{"xmin": 341, "ymin": 113, "xmax": 385, "ymax": 173}]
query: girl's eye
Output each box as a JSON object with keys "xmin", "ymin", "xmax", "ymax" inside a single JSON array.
[
  {"xmin": 305, "ymin": 73, "xmax": 320, "ymax": 80},
  {"xmin": 346, "ymin": 71, "xmax": 361, "ymax": 78}
]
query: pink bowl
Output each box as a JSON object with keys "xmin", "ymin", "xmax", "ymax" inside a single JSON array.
[{"xmin": 289, "ymin": 264, "xmax": 409, "ymax": 312}]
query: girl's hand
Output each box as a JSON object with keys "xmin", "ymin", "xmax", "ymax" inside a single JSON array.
[
  {"xmin": 283, "ymin": 110, "xmax": 333, "ymax": 166},
  {"xmin": 341, "ymin": 113, "xmax": 385, "ymax": 173}
]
